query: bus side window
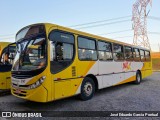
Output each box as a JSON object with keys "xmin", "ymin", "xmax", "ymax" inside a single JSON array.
[
  {"xmin": 98, "ymin": 41, "xmax": 113, "ymax": 61},
  {"xmin": 54, "ymin": 42, "xmax": 73, "ymax": 61},
  {"xmin": 140, "ymin": 49, "xmax": 145, "ymax": 62},
  {"xmin": 3, "ymin": 52, "xmax": 9, "ymax": 65},
  {"xmin": 49, "ymin": 31, "xmax": 75, "ymax": 74},
  {"xmin": 124, "ymin": 46, "xmax": 133, "ymax": 61},
  {"xmin": 133, "ymin": 48, "xmax": 140, "ymax": 62},
  {"xmin": 0, "ymin": 46, "xmax": 16, "ymax": 65},
  {"xmin": 78, "ymin": 37, "xmax": 97, "ymax": 61},
  {"xmin": 55, "ymin": 43, "xmax": 63, "ymax": 61},
  {"xmin": 113, "ymin": 44, "xmax": 124, "ymax": 61},
  {"xmin": 145, "ymin": 50, "xmax": 151, "ymax": 61}
]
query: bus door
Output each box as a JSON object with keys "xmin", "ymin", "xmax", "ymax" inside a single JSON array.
[{"xmin": 49, "ymin": 30, "xmax": 78, "ymax": 100}]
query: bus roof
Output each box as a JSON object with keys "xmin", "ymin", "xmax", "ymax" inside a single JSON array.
[{"xmin": 16, "ymin": 23, "xmax": 150, "ymax": 51}]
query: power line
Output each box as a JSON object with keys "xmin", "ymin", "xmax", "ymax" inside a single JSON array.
[
  {"xmin": 0, "ymin": 36, "xmax": 15, "ymax": 39},
  {"xmin": 109, "ymin": 32, "xmax": 160, "ymax": 39},
  {"xmin": 97, "ymin": 29, "xmax": 132, "ymax": 35},
  {"xmin": 0, "ymin": 34, "xmax": 15, "ymax": 37},
  {"xmin": 112, "ymin": 36, "xmax": 133, "ymax": 39},
  {"xmin": 148, "ymin": 32, "xmax": 160, "ymax": 35},
  {"xmin": 0, "ymin": 15, "xmax": 160, "ymax": 37},
  {"xmin": 69, "ymin": 15, "xmax": 131, "ymax": 27},
  {"xmin": 148, "ymin": 16, "xmax": 160, "ymax": 21},
  {"xmin": 0, "ymin": 16, "xmax": 131, "ymax": 38},
  {"xmin": 69, "ymin": 15, "xmax": 160, "ymax": 29},
  {"xmin": 0, "ymin": 37, "xmax": 15, "ymax": 40},
  {"xmin": 98, "ymin": 30, "xmax": 160, "ymax": 36},
  {"xmin": 75, "ymin": 19, "xmax": 131, "ymax": 29},
  {"xmin": 109, "ymin": 32, "xmax": 160, "ymax": 40}
]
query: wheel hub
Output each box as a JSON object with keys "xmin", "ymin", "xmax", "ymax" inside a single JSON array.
[
  {"xmin": 83, "ymin": 82, "xmax": 93, "ymax": 96},
  {"xmin": 137, "ymin": 74, "xmax": 140, "ymax": 82}
]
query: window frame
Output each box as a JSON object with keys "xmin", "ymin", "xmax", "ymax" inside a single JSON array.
[
  {"xmin": 0, "ymin": 45, "xmax": 16, "ymax": 65},
  {"xmin": 48, "ymin": 30, "xmax": 76, "ymax": 74},
  {"xmin": 124, "ymin": 46, "xmax": 133, "ymax": 61},
  {"xmin": 97, "ymin": 40, "xmax": 113, "ymax": 61},
  {"xmin": 113, "ymin": 43, "xmax": 124, "ymax": 61},
  {"xmin": 145, "ymin": 50, "xmax": 151, "ymax": 62},
  {"xmin": 133, "ymin": 48, "xmax": 141, "ymax": 62},
  {"xmin": 140, "ymin": 49, "xmax": 146, "ymax": 62},
  {"xmin": 78, "ymin": 36, "xmax": 98, "ymax": 61}
]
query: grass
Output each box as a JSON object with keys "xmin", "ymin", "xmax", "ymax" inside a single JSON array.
[{"xmin": 152, "ymin": 58, "xmax": 160, "ymax": 71}]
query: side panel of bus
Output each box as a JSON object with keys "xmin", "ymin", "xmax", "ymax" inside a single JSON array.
[
  {"xmin": 0, "ymin": 72, "xmax": 11, "ymax": 90},
  {"xmin": 0, "ymin": 44, "xmax": 11, "ymax": 90},
  {"xmin": 48, "ymin": 26, "xmax": 152, "ymax": 101},
  {"xmin": 0, "ymin": 73, "xmax": 7, "ymax": 89}
]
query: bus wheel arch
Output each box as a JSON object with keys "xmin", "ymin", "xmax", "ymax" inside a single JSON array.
[
  {"xmin": 79, "ymin": 74, "xmax": 98, "ymax": 100},
  {"xmin": 86, "ymin": 74, "xmax": 98, "ymax": 92}
]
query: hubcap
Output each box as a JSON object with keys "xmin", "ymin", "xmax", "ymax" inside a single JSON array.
[
  {"xmin": 83, "ymin": 82, "xmax": 93, "ymax": 96},
  {"xmin": 137, "ymin": 74, "xmax": 141, "ymax": 82}
]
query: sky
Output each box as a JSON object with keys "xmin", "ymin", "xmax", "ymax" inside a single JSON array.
[{"xmin": 0, "ymin": 0, "xmax": 160, "ymax": 51}]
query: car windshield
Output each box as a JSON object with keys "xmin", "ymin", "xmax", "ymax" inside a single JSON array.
[{"xmin": 12, "ymin": 36, "xmax": 47, "ymax": 71}]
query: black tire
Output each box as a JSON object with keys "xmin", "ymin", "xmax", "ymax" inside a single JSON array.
[
  {"xmin": 79, "ymin": 77, "xmax": 95, "ymax": 101},
  {"xmin": 134, "ymin": 71, "xmax": 142, "ymax": 84}
]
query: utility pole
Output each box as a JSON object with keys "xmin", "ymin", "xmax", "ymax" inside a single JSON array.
[{"xmin": 132, "ymin": 0, "xmax": 152, "ymax": 50}]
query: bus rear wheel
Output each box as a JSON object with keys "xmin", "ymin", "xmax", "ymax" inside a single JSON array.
[
  {"xmin": 134, "ymin": 71, "xmax": 141, "ymax": 84},
  {"xmin": 80, "ymin": 77, "xmax": 95, "ymax": 101}
]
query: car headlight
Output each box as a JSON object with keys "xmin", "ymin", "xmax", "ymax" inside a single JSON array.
[{"xmin": 28, "ymin": 76, "xmax": 46, "ymax": 89}]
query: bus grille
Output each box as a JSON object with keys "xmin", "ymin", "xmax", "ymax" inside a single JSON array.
[
  {"xmin": 12, "ymin": 88, "xmax": 27, "ymax": 97},
  {"xmin": 12, "ymin": 73, "xmax": 32, "ymax": 79},
  {"xmin": 12, "ymin": 83, "xmax": 29, "ymax": 88}
]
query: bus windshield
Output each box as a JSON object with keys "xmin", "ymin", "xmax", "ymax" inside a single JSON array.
[{"xmin": 12, "ymin": 36, "xmax": 47, "ymax": 71}]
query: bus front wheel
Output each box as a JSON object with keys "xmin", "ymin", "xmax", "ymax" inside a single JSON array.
[
  {"xmin": 134, "ymin": 71, "xmax": 142, "ymax": 84},
  {"xmin": 80, "ymin": 77, "xmax": 95, "ymax": 101}
]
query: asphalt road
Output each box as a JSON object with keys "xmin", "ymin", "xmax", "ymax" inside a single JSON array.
[{"xmin": 0, "ymin": 72, "xmax": 160, "ymax": 120}]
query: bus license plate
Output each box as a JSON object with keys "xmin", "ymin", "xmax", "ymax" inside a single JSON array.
[{"xmin": 15, "ymin": 89, "xmax": 21, "ymax": 94}]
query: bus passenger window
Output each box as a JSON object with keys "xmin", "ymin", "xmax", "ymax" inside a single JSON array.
[
  {"xmin": 56, "ymin": 43, "xmax": 63, "ymax": 60},
  {"xmin": 4, "ymin": 53, "xmax": 9, "ymax": 65},
  {"xmin": 49, "ymin": 31, "xmax": 75, "ymax": 74},
  {"xmin": 145, "ymin": 51, "xmax": 151, "ymax": 61},
  {"xmin": 98, "ymin": 41, "xmax": 113, "ymax": 61},
  {"xmin": 78, "ymin": 37, "xmax": 97, "ymax": 61},
  {"xmin": 133, "ymin": 48, "xmax": 140, "ymax": 62},
  {"xmin": 113, "ymin": 44, "xmax": 124, "ymax": 61},
  {"xmin": 54, "ymin": 42, "xmax": 73, "ymax": 61},
  {"xmin": 140, "ymin": 50, "xmax": 145, "ymax": 62},
  {"xmin": 0, "ymin": 46, "xmax": 16, "ymax": 65},
  {"xmin": 124, "ymin": 46, "xmax": 133, "ymax": 61}
]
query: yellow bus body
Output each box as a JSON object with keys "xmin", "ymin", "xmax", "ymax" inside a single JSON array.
[
  {"xmin": 0, "ymin": 42, "xmax": 12, "ymax": 90},
  {"xmin": 11, "ymin": 23, "xmax": 152, "ymax": 102}
]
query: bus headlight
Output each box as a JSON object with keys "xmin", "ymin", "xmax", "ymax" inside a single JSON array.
[{"xmin": 29, "ymin": 76, "xmax": 46, "ymax": 89}]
